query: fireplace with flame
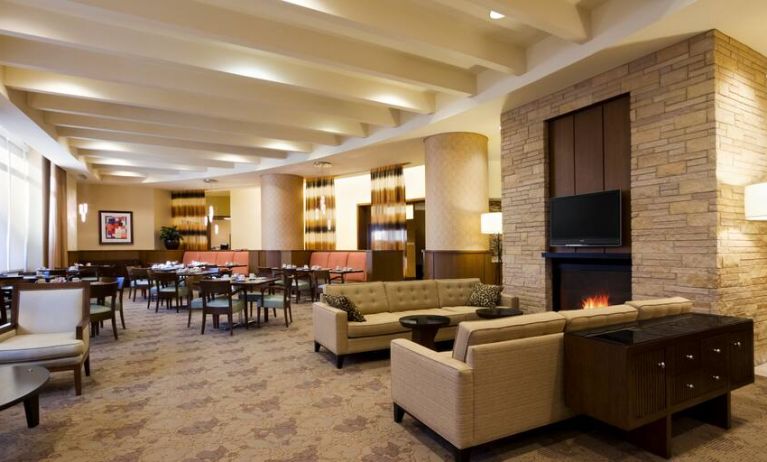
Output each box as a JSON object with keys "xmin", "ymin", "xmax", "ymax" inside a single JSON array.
[{"xmin": 549, "ymin": 255, "xmax": 631, "ymax": 311}]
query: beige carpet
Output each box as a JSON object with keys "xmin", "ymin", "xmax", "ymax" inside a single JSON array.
[{"xmin": 0, "ymin": 298, "xmax": 765, "ymax": 462}]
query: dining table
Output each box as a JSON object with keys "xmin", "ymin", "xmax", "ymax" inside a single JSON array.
[
  {"xmin": 272, "ymin": 267, "xmax": 364, "ymax": 283},
  {"xmin": 221, "ymin": 276, "xmax": 280, "ymax": 328}
]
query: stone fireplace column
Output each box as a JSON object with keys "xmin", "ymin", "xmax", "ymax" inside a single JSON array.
[
  {"xmin": 423, "ymin": 132, "xmax": 492, "ymax": 281},
  {"xmin": 260, "ymin": 174, "xmax": 304, "ymax": 250}
]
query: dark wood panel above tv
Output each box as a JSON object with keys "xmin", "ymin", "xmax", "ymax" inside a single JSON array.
[{"xmin": 547, "ymin": 94, "xmax": 631, "ymax": 254}]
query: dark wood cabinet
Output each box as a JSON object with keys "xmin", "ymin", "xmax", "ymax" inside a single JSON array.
[{"xmin": 565, "ymin": 313, "xmax": 754, "ymax": 458}]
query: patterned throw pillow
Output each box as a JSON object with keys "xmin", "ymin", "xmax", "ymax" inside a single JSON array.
[
  {"xmin": 321, "ymin": 294, "xmax": 366, "ymax": 322},
  {"xmin": 467, "ymin": 283, "xmax": 503, "ymax": 308}
]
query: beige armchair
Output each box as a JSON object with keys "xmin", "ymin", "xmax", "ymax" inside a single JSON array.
[{"xmin": 0, "ymin": 282, "xmax": 91, "ymax": 395}]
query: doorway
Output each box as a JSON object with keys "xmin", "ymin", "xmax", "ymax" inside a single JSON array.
[{"xmin": 357, "ymin": 200, "xmax": 425, "ymax": 279}]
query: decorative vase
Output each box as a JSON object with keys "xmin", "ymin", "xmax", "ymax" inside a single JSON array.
[{"xmin": 164, "ymin": 239, "xmax": 180, "ymax": 250}]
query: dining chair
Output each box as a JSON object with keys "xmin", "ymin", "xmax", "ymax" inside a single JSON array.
[
  {"xmin": 313, "ymin": 269, "xmax": 332, "ymax": 301},
  {"xmin": 127, "ymin": 267, "xmax": 150, "ymax": 301},
  {"xmin": 77, "ymin": 267, "xmax": 99, "ymax": 282},
  {"xmin": 252, "ymin": 272, "xmax": 293, "ymax": 327},
  {"xmin": 89, "ymin": 281, "xmax": 119, "ymax": 340},
  {"xmin": 197, "ymin": 279, "xmax": 248, "ymax": 336},
  {"xmin": 99, "ymin": 276, "xmax": 126, "ymax": 329},
  {"xmin": 0, "ymin": 282, "xmax": 91, "ymax": 395},
  {"xmin": 96, "ymin": 265, "xmax": 117, "ymax": 278},
  {"xmin": 149, "ymin": 271, "xmax": 190, "ymax": 312},
  {"xmin": 293, "ymin": 270, "xmax": 314, "ymax": 302}
]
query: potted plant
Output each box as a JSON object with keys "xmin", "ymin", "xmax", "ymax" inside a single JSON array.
[{"xmin": 159, "ymin": 226, "xmax": 182, "ymax": 250}]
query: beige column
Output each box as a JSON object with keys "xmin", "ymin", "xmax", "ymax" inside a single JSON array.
[
  {"xmin": 424, "ymin": 132, "xmax": 489, "ymax": 250},
  {"xmin": 260, "ymin": 174, "xmax": 304, "ymax": 250}
]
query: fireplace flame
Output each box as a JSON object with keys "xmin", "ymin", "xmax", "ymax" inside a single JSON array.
[{"xmin": 582, "ymin": 293, "xmax": 610, "ymax": 309}]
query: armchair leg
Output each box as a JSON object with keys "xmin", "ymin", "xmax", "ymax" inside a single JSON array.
[
  {"xmin": 84, "ymin": 356, "xmax": 91, "ymax": 377},
  {"xmin": 335, "ymin": 354, "xmax": 345, "ymax": 369},
  {"xmin": 393, "ymin": 403, "xmax": 405, "ymax": 423},
  {"xmin": 74, "ymin": 366, "xmax": 82, "ymax": 396},
  {"xmin": 314, "ymin": 341, "xmax": 321, "ymax": 352}
]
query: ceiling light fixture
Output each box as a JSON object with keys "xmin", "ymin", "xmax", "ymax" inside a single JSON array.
[
  {"xmin": 489, "ymin": 10, "xmax": 505, "ymax": 19},
  {"xmin": 203, "ymin": 178, "xmax": 218, "ymax": 183},
  {"xmin": 313, "ymin": 161, "xmax": 332, "ymax": 169}
]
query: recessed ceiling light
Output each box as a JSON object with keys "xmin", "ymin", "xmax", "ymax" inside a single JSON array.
[
  {"xmin": 203, "ymin": 178, "xmax": 218, "ymax": 183},
  {"xmin": 489, "ymin": 10, "xmax": 505, "ymax": 20}
]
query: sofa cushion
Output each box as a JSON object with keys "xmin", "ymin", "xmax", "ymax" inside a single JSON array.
[
  {"xmin": 183, "ymin": 251, "xmax": 200, "ymax": 265},
  {"xmin": 215, "ymin": 252, "xmax": 235, "ymax": 266},
  {"xmin": 0, "ymin": 333, "xmax": 85, "ymax": 362},
  {"xmin": 452, "ymin": 312, "xmax": 566, "ymax": 362},
  {"xmin": 323, "ymin": 282, "xmax": 389, "ymax": 315},
  {"xmin": 442, "ymin": 306, "xmax": 481, "ymax": 323},
  {"xmin": 436, "ymin": 278, "xmax": 481, "ymax": 307},
  {"xmin": 468, "ymin": 283, "xmax": 502, "ymax": 308},
  {"xmin": 384, "ymin": 280, "xmax": 440, "ymax": 313},
  {"xmin": 231, "ymin": 252, "xmax": 249, "ymax": 275},
  {"xmin": 348, "ymin": 312, "xmax": 409, "ymax": 338},
  {"xmin": 327, "ymin": 252, "xmax": 349, "ymax": 269},
  {"xmin": 321, "ymin": 294, "xmax": 365, "ymax": 322},
  {"xmin": 627, "ymin": 297, "xmax": 692, "ymax": 320},
  {"xmin": 559, "ymin": 305, "xmax": 637, "ymax": 332},
  {"xmin": 310, "ymin": 252, "xmax": 330, "ymax": 269},
  {"xmin": 345, "ymin": 252, "xmax": 368, "ymax": 282}
]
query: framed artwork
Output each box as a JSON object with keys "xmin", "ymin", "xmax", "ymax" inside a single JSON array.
[{"xmin": 98, "ymin": 210, "xmax": 134, "ymax": 245}]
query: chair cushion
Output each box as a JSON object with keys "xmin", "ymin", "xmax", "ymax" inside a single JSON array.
[
  {"xmin": 324, "ymin": 282, "xmax": 388, "ymax": 315},
  {"xmin": 384, "ymin": 280, "xmax": 440, "ymax": 313},
  {"xmin": 437, "ymin": 278, "xmax": 481, "ymax": 307},
  {"xmin": 17, "ymin": 287, "xmax": 85, "ymax": 334},
  {"xmin": 132, "ymin": 279, "xmax": 149, "ymax": 287},
  {"xmin": 0, "ymin": 333, "xmax": 85, "ymax": 362},
  {"xmin": 452, "ymin": 312, "xmax": 566, "ymax": 362},
  {"xmin": 260, "ymin": 294, "xmax": 286, "ymax": 309},
  {"xmin": 321, "ymin": 294, "xmax": 365, "ymax": 322},
  {"xmin": 627, "ymin": 297, "xmax": 692, "ymax": 320},
  {"xmin": 190, "ymin": 297, "xmax": 241, "ymax": 309},
  {"xmin": 467, "ymin": 283, "xmax": 502, "ymax": 308},
  {"xmin": 310, "ymin": 252, "xmax": 330, "ymax": 269},
  {"xmin": 348, "ymin": 312, "xmax": 409, "ymax": 338},
  {"xmin": 90, "ymin": 304, "xmax": 112, "ymax": 315},
  {"xmin": 559, "ymin": 305, "xmax": 638, "ymax": 332}
]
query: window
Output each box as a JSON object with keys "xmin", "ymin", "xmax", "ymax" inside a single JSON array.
[{"xmin": 0, "ymin": 128, "xmax": 44, "ymax": 272}]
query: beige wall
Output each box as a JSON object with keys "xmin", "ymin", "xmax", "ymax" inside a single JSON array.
[
  {"xmin": 205, "ymin": 194, "xmax": 230, "ymax": 216},
  {"xmin": 76, "ymin": 183, "xmax": 171, "ymax": 250},
  {"xmin": 230, "ymin": 186, "xmax": 261, "ymax": 250}
]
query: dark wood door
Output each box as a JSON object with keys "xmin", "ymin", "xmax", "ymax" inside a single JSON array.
[
  {"xmin": 728, "ymin": 331, "xmax": 754, "ymax": 387},
  {"xmin": 630, "ymin": 348, "xmax": 667, "ymax": 420}
]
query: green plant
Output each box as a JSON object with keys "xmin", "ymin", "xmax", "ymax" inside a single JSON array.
[{"xmin": 159, "ymin": 226, "xmax": 182, "ymax": 241}]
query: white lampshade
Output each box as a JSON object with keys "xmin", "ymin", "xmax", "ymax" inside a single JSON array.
[
  {"xmin": 481, "ymin": 212, "xmax": 503, "ymax": 234},
  {"xmin": 745, "ymin": 183, "xmax": 767, "ymax": 220}
]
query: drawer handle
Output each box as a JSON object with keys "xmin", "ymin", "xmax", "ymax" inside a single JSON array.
[
  {"xmin": 686, "ymin": 383, "xmax": 695, "ymax": 389},
  {"xmin": 712, "ymin": 375, "xmax": 721, "ymax": 381},
  {"xmin": 733, "ymin": 341, "xmax": 742, "ymax": 348},
  {"xmin": 657, "ymin": 361, "xmax": 666, "ymax": 369},
  {"xmin": 685, "ymin": 354, "xmax": 695, "ymax": 360}
]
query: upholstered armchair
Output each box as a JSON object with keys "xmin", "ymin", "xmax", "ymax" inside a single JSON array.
[{"xmin": 0, "ymin": 282, "xmax": 91, "ymax": 395}]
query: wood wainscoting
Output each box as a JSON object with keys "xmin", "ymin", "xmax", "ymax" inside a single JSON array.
[
  {"xmin": 258, "ymin": 250, "xmax": 404, "ymax": 281},
  {"xmin": 423, "ymin": 250, "xmax": 497, "ymax": 284}
]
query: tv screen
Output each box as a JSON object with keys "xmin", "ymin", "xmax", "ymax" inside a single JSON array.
[{"xmin": 550, "ymin": 190, "xmax": 622, "ymax": 247}]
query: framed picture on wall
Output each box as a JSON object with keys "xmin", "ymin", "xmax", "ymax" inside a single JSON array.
[{"xmin": 98, "ymin": 210, "xmax": 134, "ymax": 245}]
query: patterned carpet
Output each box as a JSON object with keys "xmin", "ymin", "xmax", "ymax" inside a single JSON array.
[{"xmin": 0, "ymin": 298, "xmax": 765, "ymax": 462}]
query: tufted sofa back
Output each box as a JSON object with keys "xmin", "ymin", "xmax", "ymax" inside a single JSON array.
[
  {"xmin": 384, "ymin": 280, "xmax": 440, "ymax": 312},
  {"xmin": 324, "ymin": 281, "xmax": 389, "ymax": 314},
  {"xmin": 436, "ymin": 278, "xmax": 480, "ymax": 307}
]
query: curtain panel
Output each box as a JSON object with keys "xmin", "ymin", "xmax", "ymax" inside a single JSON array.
[
  {"xmin": 171, "ymin": 190, "xmax": 208, "ymax": 250},
  {"xmin": 304, "ymin": 177, "xmax": 336, "ymax": 250},
  {"xmin": 370, "ymin": 164, "xmax": 406, "ymax": 251},
  {"xmin": 44, "ymin": 162, "xmax": 68, "ymax": 268}
]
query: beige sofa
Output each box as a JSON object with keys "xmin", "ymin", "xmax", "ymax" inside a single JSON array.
[
  {"xmin": 391, "ymin": 297, "xmax": 692, "ymax": 461},
  {"xmin": 312, "ymin": 279, "xmax": 519, "ymax": 368}
]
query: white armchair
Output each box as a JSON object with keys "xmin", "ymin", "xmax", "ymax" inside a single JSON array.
[{"xmin": 0, "ymin": 282, "xmax": 91, "ymax": 395}]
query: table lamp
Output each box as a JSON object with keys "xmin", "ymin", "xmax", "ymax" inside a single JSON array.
[{"xmin": 481, "ymin": 212, "xmax": 503, "ymax": 284}]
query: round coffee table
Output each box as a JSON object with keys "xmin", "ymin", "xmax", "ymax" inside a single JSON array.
[
  {"xmin": 0, "ymin": 365, "xmax": 49, "ymax": 428},
  {"xmin": 476, "ymin": 307, "xmax": 523, "ymax": 319},
  {"xmin": 399, "ymin": 315, "xmax": 450, "ymax": 350}
]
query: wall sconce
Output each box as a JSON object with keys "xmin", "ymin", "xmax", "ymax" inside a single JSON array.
[
  {"xmin": 214, "ymin": 224, "xmax": 220, "ymax": 235},
  {"xmin": 745, "ymin": 183, "xmax": 767, "ymax": 220},
  {"xmin": 406, "ymin": 204, "xmax": 414, "ymax": 220},
  {"xmin": 78, "ymin": 203, "xmax": 88, "ymax": 223},
  {"xmin": 208, "ymin": 205, "xmax": 215, "ymax": 223},
  {"xmin": 481, "ymin": 212, "xmax": 503, "ymax": 285}
]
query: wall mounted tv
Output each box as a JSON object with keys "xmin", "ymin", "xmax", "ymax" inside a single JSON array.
[{"xmin": 550, "ymin": 189, "xmax": 622, "ymax": 247}]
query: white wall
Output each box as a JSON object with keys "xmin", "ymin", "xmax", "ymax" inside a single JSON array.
[{"xmin": 230, "ymin": 185, "xmax": 261, "ymax": 249}]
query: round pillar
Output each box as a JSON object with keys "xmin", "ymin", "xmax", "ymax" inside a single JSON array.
[
  {"xmin": 260, "ymin": 174, "xmax": 304, "ymax": 250},
  {"xmin": 424, "ymin": 132, "xmax": 489, "ymax": 250}
]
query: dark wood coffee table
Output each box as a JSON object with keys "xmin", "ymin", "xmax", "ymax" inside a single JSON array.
[
  {"xmin": 399, "ymin": 315, "xmax": 450, "ymax": 349},
  {"xmin": 0, "ymin": 365, "xmax": 49, "ymax": 428},
  {"xmin": 476, "ymin": 307, "xmax": 523, "ymax": 319}
]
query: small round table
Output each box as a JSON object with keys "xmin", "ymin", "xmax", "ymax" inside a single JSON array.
[
  {"xmin": 399, "ymin": 315, "xmax": 450, "ymax": 350},
  {"xmin": 476, "ymin": 307, "xmax": 523, "ymax": 319},
  {"xmin": 0, "ymin": 365, "xmax": 49, "ymax": 428}
]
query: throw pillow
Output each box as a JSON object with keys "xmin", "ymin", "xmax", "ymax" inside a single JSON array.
[
  {"xmin": 468, "ymin": 283, "xmax": 503, "ymax": 308},
  {"xmin": 321, "ymin": 294, "xmax": 366, "ymax": 322}
]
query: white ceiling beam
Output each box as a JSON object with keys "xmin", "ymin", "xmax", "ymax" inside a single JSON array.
[
  {"xmin": 0, "ymin": 35, "xmax": 399, "ymax": 127},
  {"xmin": 52, "ymin": 0, "xmax": 476, "ymax": 95},
  {"xmin": 222, "ymin": 0, "xmax": 525, "ymax": 74},
  {"xmin": 0, "ymin": 1, "xmax": 436, "ymax": 113},
  {"xmin": 58, "ymin": 127, "xmax": 288, "ymax": 159},
  {"xmin": 469, "ymin": 0, "xmax": 589, "ymax": 43},
  {"xmin": 92, "ymin": 164, "xmax": 184, "ymax": 175},
  {"xmin": 75, "ymin": 148, "xmax": 236, "ymax": 169},
  {"xmin": 44, "ymin": 113, "xmax": 313, "ymax": 153},
  {"xmin": 69, "ymin": 140, "xmax": 259, "ymax": 165},
  {"xmin": 27, "ymin": 93, "xmax": 341, "ymax": 146},
  {"xmin": 83, "ymin": 156, "xmax": 207, "ymax": 172},
  {"xmin": 3, "ymin": 67, "xmax": 368, "ymax": 137}
]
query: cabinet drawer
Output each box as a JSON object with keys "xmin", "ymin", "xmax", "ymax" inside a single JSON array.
[
  {"xmin": 702, "ymin": 334, "xmax": 729, "ymax": 369},
  {"xmin": 701, "ymin": 369, "xmax": 728, "ymax": 393},
  {"xmin": 670, "ymin": 340, "xmax": 700, "ymax": 374},
  {"xmin": 672, "ymin": 371, "xmax": 702, "ymax": 405}
]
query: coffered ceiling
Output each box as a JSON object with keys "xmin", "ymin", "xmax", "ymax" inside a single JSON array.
[{"xmin": 0, "ymin": 0, "xmax": 746, "ymax": 185}]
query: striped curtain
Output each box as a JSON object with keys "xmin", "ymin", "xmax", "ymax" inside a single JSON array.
[
  {"xmin": 171, "ymin": 190, "xmax": 208, "ymax": 250},
  {"xmin": 370, "ymin": 165, "xmax": 406, "ymax": 250},
  {"xmin": 304, "ymin": 177, "xmax": 336, "ymax": 250}
]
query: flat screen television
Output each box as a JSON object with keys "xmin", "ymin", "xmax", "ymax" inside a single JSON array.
[{"xmin": 550, "ymin": 189, "xmax": 622, "ymax": 247}]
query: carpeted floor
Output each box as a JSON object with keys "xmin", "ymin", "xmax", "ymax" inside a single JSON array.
[{"xmin": 0, "ymin": 298, "xmax": 765, "ymax": 462}]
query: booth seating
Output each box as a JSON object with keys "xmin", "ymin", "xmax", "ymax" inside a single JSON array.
[
  {"xmin": 309, "ymin": 251, "xmax": 368, "ymax": 282},
  {"xmin": 182, "ymin": 251, "xmax": 249, "ymax": 275}
]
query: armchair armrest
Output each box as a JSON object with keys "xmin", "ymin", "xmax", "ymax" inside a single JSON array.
[
  {"xmin": 499, "ymin": 293, "xmax": 519, "ymax": 309},
  {"xmin": 390, "ymin": 339, "xmax": 474, "ymax": 449},
  {"xmin": 312, "ymin": 302, "xmax": 348, "ymax": 355},
  {"xmin": 76, "ymin": 316, "xmax": 90, "ymax": 340}
]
